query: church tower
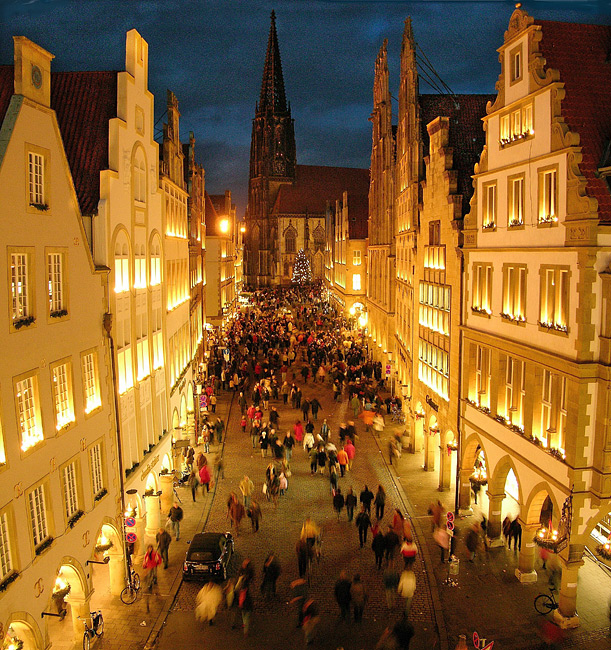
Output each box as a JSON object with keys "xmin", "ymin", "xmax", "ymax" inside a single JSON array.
[{"xmin": 245, "ymin": 10, "xmax": 296, "ymax": 287}]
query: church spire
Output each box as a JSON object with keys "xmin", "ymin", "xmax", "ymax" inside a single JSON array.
[{"xmin": 259, "ymin": 10, "xmax": 288, "ymax": 113}]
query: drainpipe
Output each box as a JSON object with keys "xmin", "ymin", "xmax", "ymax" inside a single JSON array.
[{"xmin": 103, "ymin": 312, "xmax": 129, "ymax": 580}]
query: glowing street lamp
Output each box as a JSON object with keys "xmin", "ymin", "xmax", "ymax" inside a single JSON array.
[{"xmin": 219, "ymin": 218, "xmax": 230, "ymax": 234}]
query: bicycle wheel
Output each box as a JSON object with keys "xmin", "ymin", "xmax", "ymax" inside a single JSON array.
[
  {"xmin": 82, "ymin": 632, "xmax": 91, "ymax": 650},
  {"xmin": 534, "ymin": 594, "xmax": 555, "ymax": 615},
  {"xmin": 133, "ymin": 572, "xmax": 141, "ymax": 591},
  {"xmin": 120, "ymin": 585, "xmax": 137, "ymax": 605},
  {"xmin": 95, "ymin": 616, "xmax": 104, "ymax": 637}
]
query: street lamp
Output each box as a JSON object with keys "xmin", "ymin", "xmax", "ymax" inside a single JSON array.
[{"xmin": 219, "ymin": 218, "xmax": 230, "ymax": 234}]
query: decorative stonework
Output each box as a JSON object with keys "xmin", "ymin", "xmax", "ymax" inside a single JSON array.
[{"xmin": 504, "ymin": 8, "xmax": 534, "ymax": 42}]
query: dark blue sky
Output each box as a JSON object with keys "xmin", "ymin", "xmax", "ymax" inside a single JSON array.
[{"xmin": 1, "ymin": 0, "xmax": 609, "ymax": 215}]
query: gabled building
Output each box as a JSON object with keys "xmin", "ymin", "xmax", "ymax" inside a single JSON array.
[
  {"xmin": 460, "ymin": 8, "xmax": 611, "ymax": 626},
  {"xmin": 160, "ymin": 91, "xmax": 195, "ymax": 445},
  {"xmin": 206, "ymin": 191, "xmax": 236, "ymax": 327},
  {"xmin": 0, "ymin": 37, "xmax": 119, "ymax": 648},
  {"xmin": 367, "ymin": 40, "xmax": 396, "ymax": 368}
]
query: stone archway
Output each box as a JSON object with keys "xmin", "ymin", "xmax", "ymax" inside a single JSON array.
[
  {"xmin": 90, "ymin": 520, "xmax": 124, "ymax": 597},
  {"xmin": 439, "ymin": 429, "xmax": 456, "ymax": 491},
  {"xmin": 4, "ymin": 617, "xmax": 44, "ymax": 650},
  {"xmin": 486, "ymin": 455, "xmax": 523, "ymax": 545},
  {"xmin": 458, "ymin": 433, "xmax": 488, "ymax": 513},
  {"xmin": 144, "ymin": 472, "xmax": 161, "ymax": 547},
  {"xmin": 48, "ymin": 558, "xmax": 89, "ymax": 645}
]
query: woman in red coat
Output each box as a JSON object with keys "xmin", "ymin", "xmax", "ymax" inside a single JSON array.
[{"xmin": 293, "ymin": 420, "xmax": 304, "ymax": 443}]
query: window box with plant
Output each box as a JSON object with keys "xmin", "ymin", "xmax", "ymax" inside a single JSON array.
[
  {"xmin": 94, "ymin": 488, "xmax": 108, "ymax": 502},
  {"xmin": 50, "ymin": 309, "xmax": 68, "ymax": 319},
  {"xmin": 68, "ymin": 510, "xmax": 85, "ymax": 528},
  {"xmin": 0, "ymin": 571, "xmax": 19, "ymax": 592},
  {"xmin": 35, "ymin": 537, "xmax": 54, "ymax": 555},
  {"xmin": 30, "ymin": 202, "xmax": 49, "ymax": 212},
  {"xmin": 13, "ymin": 315, "xmax": 35, "ymax": 330}
]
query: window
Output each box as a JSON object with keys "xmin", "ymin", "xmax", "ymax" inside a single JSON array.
[
  {"xmin": 482, "ymin": 183, "xmax": 497, "ymax": 229},
  {"xmin": 540, "ymin": 267, "xmax": 569, "ymax": 332},
  {"xmin": 28, "ymin": 484, "xmax": 49, "ymax": 547},
  {"xmin": 114, "ymin": 243, "xmax": 130, "ymax": 293},
  {"xmin": 429, "ymin": 221, "xmax": 441, "ymax": 245},
  {"xmin": 499, "ymin": 103, "xmax": 534, "ymax": 145},
  {"xmin": 15, "ymin": 375, "xmax": 43, "ymax": 451},
  {"xmin": 285, "ymin": 233, "xmax": 296, "ymax": 254},
  {"xmin": 0, "ymin": 511, "xmax": 13, "ymax": 580},
  {"xmin": 508, "ymin": 175, "xmax": 524, "ymax": 226},
  {"xmin": 418, "ymin": 340, "xmax": 449, "ymax": 400},
  {"xmin": 133, "ymin": 149, "xmax": 146, "ymax": 203},
  {"xmin": 28, "ymin": 151, "xmax": 45, "ymax": 205},
  {"xmin": 472, "ymin": 264, "xmax": 492, "ymax": 315},
  {"xmin": 52, "ymin": 362, "xmax": 74, "ymax": 430},
  {"xmin": 539, "ymin": 168, "xmax": 558, "ymax": 224},
  {"xmin": 82, "ymin": 351, "xmax": 101, "ymax": 414},
  {"xmin": 134, "ymin": 247, "xmax": 146, "ymax": 289},
  {"xmin": 90, "ymin": 444, "xmax": 104, "ymax": 496},
  {"xmin": 352, "ymin": 274, "xmax": 361, "ymax": 291},
  {"xmin": 419, "ymin": 281, "xmax": 450, "ymax": 335},
  {"xmin": 47, "ymin": 252, "xmax": 65, "ymax": 314},
  {"xmin": 353, "ymin": 250, "xmax": 362, "ymax": 266},
  {"xmin": 62, "ymin": 462, "xmax": 79, "ymax": 519},
  {"xmin": 117, "ymin": 348, "xmax": 133, "ymax": 394},
  {"xmin": 150, "ymin": 242, "xmax": 161, "ymax": 286},
  {"xmin": 137, "ymin": 337, "xmax": 150, "ymax": 381},
  {"xmin": 502, "ymin": 265, "xmax": 526, "ymax": 322},
  {"xmin": 540, "ymin": 370, "xmax": 567, "ymax": 455},
  {"xmin": 424, "ymin": 245, "xmax": 446, "ymax": 270},
  {"xmin": 11, "ymin": 252, "xmax": 31, "ymax": 322},
  {"xmin": 475, "ymin": 345, "xmax": 490, "ymax": 409},
  {"xmin": 505, "ymin": 357, "xmax": 525, "ymax": 427},
  {"xmin": 510, "ymin": 45, "xmax": 522, "ymax": 83}
]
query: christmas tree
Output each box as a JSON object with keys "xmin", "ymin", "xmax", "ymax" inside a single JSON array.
[{"xmin": 291, "ymin": 249, "xmax": 312, "ymax": 284}]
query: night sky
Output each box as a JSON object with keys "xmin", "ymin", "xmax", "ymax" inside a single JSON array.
[{"xmin": 1, "ymin": 0, "xmax": 609, "ymax": 215}]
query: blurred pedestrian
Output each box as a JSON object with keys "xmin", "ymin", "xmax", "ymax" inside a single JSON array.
[
  {"xmin": 261, "ymin": 552, "xmax": 281, "ymax": 598},
  {"xmin": 398, "ymin": 569, "xmax": 416, "ymax": 617},
  {"xmin": 156, "ymin": 527, "xmax": 171, "ymax": 569},
  {"xmin": 350, "ymin": 574, "xmax": 367, "ymax": 622},
  {"xmin": 302, "ymin": 598, "xmax": 320, "ymax": 645},
  {"xmin": 195, "ymin": 581, "xmax": 223, "ymax": 625},
  {"xmin": 345, "ymin": 488, "xmax": 357, "ymax": 522},
  {"xmin": 290, "ymin": 578, "xmax": 308, "ymax": 628},
  {"xmin": 168, "ymin": 502, "xmax": 183, "ymax": 541},
  {"xmin": 360, "ymin": 485, "xmax": 374, "ymax": 514},
  {"xmin": 356, "ymin": 505, "xmax": 372, "ymax": 548},
  {"xmin": 374, "ymin": 485, "xmax": 386, "ymax": 520},
  {"xmin": 333, "ymin": 487, "xmax": 345, "ymax": 519},
  {"xmin": 372, "ymin": 528, "xmax": 386, "ymax": 569},
  {"xmin": 249, "ymin": 500, "xmax": 262, "ymax": 532},
  {"xmin": 334, "ymin": 571, "xmax": 352, "ymax": 620}
]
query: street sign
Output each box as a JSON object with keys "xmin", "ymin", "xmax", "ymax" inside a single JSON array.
[
  {"xmin": 473, "ymin": 632, "xmax": 479, "ymax": 648},
  {"xmin": 447, "ymin": 520, "xmax": 454, "ymax": 531},
  {"xmin": 126, "ymin": 532, "xmax": 137, "ymax": 544},
  {"xmin": 125, "ymin": 517, "xmax": 136, "ymax": 528},
  {"xmin": 447, "ymin": 511, "xmax": 454, "ymax": 523}
]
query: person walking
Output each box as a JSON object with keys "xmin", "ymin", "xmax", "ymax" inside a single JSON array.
[
  {"xmin": 345, "ymin": 438, "xmax": 355, "ymax": 470},
  {"xmin": 199, "ymin": 462, "xmax": 211, "ymax": 493},
  {"xmin": 296, "ymin": 538, "xmax": 311, "ymax": 579},
  {"xmin": 337, "ymin": 446, "xmax": 348, "ymax": 477},
  {"xmin": 383, "ymin": 566, "xmax": 399, "ymax": 610},
  {"xmin": 188, "ymin": 469, "xmax": 199, "ymax": 502},
  {"xmin": 302, "ymin": 598, "xmax": 320, "ymax": 645},
  {"xmin": 334, "ymin": 571, "xmax": 352, "ymax": 620},
  {"xmin": 283, "ymin": 431, "xmax": 295, "ymax": 462},
  {"xmin": 372, "ymin": 527, "xmax": 386, "ymax": 569},
  {"xmin": 195, "ymin": 581, "xmax": 223, "ymax": 625},
  {"xmin": 227, "ymin": 492, "xmax": 246, "ymax": 536},
  {"xmin": 311, "ymin": 397, "xmax": 322, "ymax": 421},
  {"xmin": 261, "ymin": 552, "xmax": 281, "ymax": 598},
  {"xmin": 290, "ymin": 578, "xmax": 308, "ymax": 628},
  {"xmin": 400, "ymin": 534, "xmax": 418, "ymax": 568},
  {"xmin": 249, "ymin": 500, "xmax": 262, "ymax": 533},
  {"xmin": 345, "ymin": 487, "xmax": 357, "ymax": 522},
  {"xmin": 239, "ymin": 475, "xmax": 254, "ymax": 509},
  {"xmin": 333, "ymin": 487, "xmax": 345, "ymax": 520},
  {"xmin": 465, "ymin": 523, "xmax": 481, "ymax": 563},
  {"xmin": 142, "ymin": 544, "xmax": 162, "ymax": 613},
  {"xmin": 398, "ymin": 569, "xmax": 417, "ymax": 617},
  {"xmin": 156, "ymin": 527, "xmax": 171, "ymax": 569},
  {"xmin": 360, "ymin": 485, "xmax": 374, "ymax": 515},
  {"xmin": 374, "ymin": 485, "xmax": 386, "ymax": 520},
  {"xmin": 350, "ymin": 574, "xmax": 367, "ymax": 623},
  {"xmin": 350, "ymin": 393, "xmax": 361, "ymax": 417},
  {"xmin": 384, "ymin": 525, "xmax": 401, "ymax": 565},
  {"xmin": 168, "ymin": 502, "xmax": 183, "ymax": 541},
  {"xmin": 237, "ymin": 581, "xmax": 253, "ymax": 637},
  {"xmin": 356, "ymin": 505, "xmax": 372, "ymax": 548}
]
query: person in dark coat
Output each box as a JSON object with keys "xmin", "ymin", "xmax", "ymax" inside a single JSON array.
[
  {"xmin": 384, "ymin": 525, "xmax": 401, "ymax": 564},
  {"xmin": 356, "ymin": 505, "xmax": 372, "ymax": 548},
  {"xmin": 509, "ymin": 518, "xmax": 522, "ymax": 551},
  {"xmin": 296, "ymin": 538, "xmax": 312, "ymax": 578},
  {"xmin": 332, "ymin": 487, "xmax": 345, "ymax": 519},
  {"xmin": 261, "ymin": 552, "xmax": 281, "ymax": 598},
  {"xmin": 372, "ymin": 529, "xmax": 386, "ymax": 569},
  {"xmin": 156, "ymin": 527, "xmax": 171, "ymax": 569},
  {"xmin": 360, "ymin": 485, "xmax": 374, "ymax": 514},
  {"xmin": 345, "ymin": 488, "xmax": 358, "ymax": 522},
  {"xmin": 334, "ymin": 571, "xmax": 352, "ymax": 620}
]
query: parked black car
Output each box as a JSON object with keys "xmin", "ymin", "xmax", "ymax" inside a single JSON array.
[{"xmin": 183, "ymin": 532, "xmax": 234, "ymax": 581}]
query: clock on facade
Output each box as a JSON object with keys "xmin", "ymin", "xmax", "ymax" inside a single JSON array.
[{"xmin": 31, "ymin": 64, "xmax": 42, "ymax": 89}]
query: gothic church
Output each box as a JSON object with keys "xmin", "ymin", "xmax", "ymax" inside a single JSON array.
[{"xmin": 244, "ymin": 11, "xmax": 368, "ymax": 287}]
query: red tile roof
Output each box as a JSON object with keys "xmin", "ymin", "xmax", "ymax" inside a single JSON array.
[
  {"xmin": 419, "ymin": 94, "xmax": 493, "ymax": 216},
  {"xmin": 51, "ymin": 71, "xmax": 117, "ymax": 216},
  {"xmin": 535, "ymin": 20, "xmax": 611, "ymax": 224},
  {"xmin": 0, "ymin": 65, "xmax": 13, "ymax": 126},
  {"xmin": 272, "ymin": 165, "xmax": 369, "ymax": 216},
  {"xmin": 347, "ymin": 192, "xmax": 369, "ymax": 240}
]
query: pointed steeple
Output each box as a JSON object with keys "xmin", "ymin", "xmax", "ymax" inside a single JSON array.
[{"xmin": 259, "ymin": 10, "xmax": 288, "ymax": 113}]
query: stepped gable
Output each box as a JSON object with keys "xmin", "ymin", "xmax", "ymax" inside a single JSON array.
[
  {"xmin": 272, "ymin": 165, "xmax": 370, "ymax": 216},
  {"xmin": 347, "ymin": 192, "xmax": 370, "ymax": 240},
  {"xmin": 51, "ymin": 71, "xmax": 118, "ymax": 216},
  {"xmin": 535, "ymin": 20, "xmax": 611, "ymax": 224},
  {"xmin": 419, "ymin": 93, "xmax": 493, "ymax": 216},
  {"xmin": 0, "ymin": 65, "xmax": 13, "ymax": 125}
]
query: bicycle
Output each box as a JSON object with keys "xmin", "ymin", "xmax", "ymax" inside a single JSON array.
[
  {"xmin": 120, "ymin": 564, "xmax": 141, "ymax": 605},
  {"xmin": 534, "ymin": 587, "xmax": 559, "ymax": 615},
  {"xmin": 79, "ymin": 610, "xmax": 103, "ymax": 650},
  {"xmin": 391, "ymin": 408, "xmax": 405, "ymax": 424}
]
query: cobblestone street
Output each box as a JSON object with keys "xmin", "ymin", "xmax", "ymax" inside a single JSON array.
[{"xmin": 157, "ymin": 370, "xmax": 439, "ymax": 650}]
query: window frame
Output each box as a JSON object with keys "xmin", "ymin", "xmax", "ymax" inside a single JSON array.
[
  {"xmin": 81, "ymin": 348, "xmax": 102, "ymax": 417},
  {"xmin": 14, "ymin": 370, "xmax": 44, "ymax": 456},
  {"xmin": 353, "ymin": 250, "xmax": 362, "ymax": 266},
  {"xmin": 539, "ymin": 265, "xmax": 570, "ymax": 334},
  {"xmin": 60, "ymin": 458, "xmax": 81, "ymax": 522},
  {"xmin": 8, "ymin": 247, "xmax": 36, "ymax": 330},
  {"xmin": 46, "ymin": 247, "xmax": 69, "ymax": 321},
  {"xmin": 538, "ymin": 165, "xmax": 559, "ymax": 226},
  {"xmin": 509, "ymin": 44, "xmax": 523, "ymax": 85},
  {"xmin": 50, "ymin": 358, "xmax": 75, "ymax": 433},
  {"xmin": 482, "ymin": 182, "xmax": 497, "ymax": 230},
  {"xmin": 501, "ymin": 263, "xmax": 527, "ymax": 323},
  {"xmin": 89, "ymin": 440, "xmax": 106, "ymax": 500},
  {"xmin": 0, "ymin": 506, "xmax": 17, "ymax": 582},
  {"xmin": 27, "ymin": 480, "xmax": 52, "ymax": 552},
  {"xmin": 508, "ymin": 174, "xmax": 525, "ymax": 227},
  {"xmin": 26, "ymin": 144, "xmax": 50, "ymax": 212}
]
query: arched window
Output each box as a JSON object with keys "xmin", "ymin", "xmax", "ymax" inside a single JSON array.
[
  {"xmin": 285, "ymin": 226, "xmax": 297, "ymax": 254},
  {"xmin": 132, "ymin": 148, "xmax": 147, "ymax": 203},
  {"xmin": 313, "ymin": 224, "xmax": 325, "ymax": 252}
]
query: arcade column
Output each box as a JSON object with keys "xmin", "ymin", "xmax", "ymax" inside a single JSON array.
[
  {"xmin": 514, "ymin": 522, "xmax": 538, "ymax": 583},
  {"xmin": 159, "ymin": 473, "xmax": 174, "ymax": 515},
  {"xmin": 485, "ymin": 492, "xmax": 506, "ymax": 547},
  {"xmin": 144, "ymin": 493, "xmax": 161, "ymax": 547}
]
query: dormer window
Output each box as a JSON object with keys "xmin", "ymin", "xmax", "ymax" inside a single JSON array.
[{"xmin": 510, "ymin": 45, "xmax": 523, "ymax": 84}]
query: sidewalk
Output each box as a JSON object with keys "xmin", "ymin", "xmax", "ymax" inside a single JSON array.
[{"xmin": 377, "ymin": 406, "xmax": 611, "ymax": 649}]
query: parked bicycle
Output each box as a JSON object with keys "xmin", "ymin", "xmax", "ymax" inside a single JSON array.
[
  {"xmin": 120, "ymin": 564, "xmax": 141, "ymax": 605},
  {"xmin": 534, "ymin": 587, "xmax": 559, "ymax": 615},
  {"xmin": 391, "ymin": 406, "xmax": 405, "ymax": 424},
  {"xmin": 79, "ymin": 610, "xmax": 104, "ymax": 650}
]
